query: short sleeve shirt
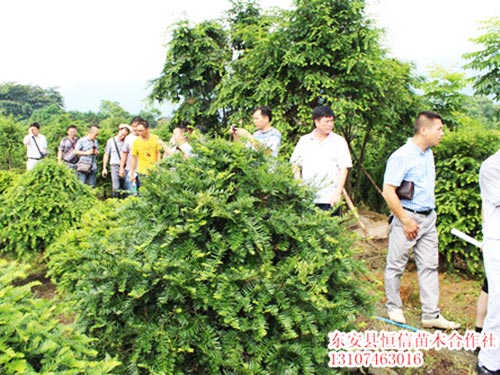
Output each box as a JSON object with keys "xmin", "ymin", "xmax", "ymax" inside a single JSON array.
[
  {"xmin": 131, "ymin": 134, "xmax": 161, "ymax": 175},
  {"xmin": 24, "ymin": 134, "xmax": 47, "ymax": 158},
  {"xmin": 480, "ymin": 149, "xmax": 500, "ymax": 240},
  {"xmin": 383, "ymin": 139, "xmax": 436, "ymax": 211},
  {"xmin": 290, "ymin": 130, "xmax": 352, "ymax": 204},
  {"xmin": 104, "ymin": 136, "xmax": 125, "ymax": 165},
  {"xmin": 59, "ymin": 136, "xmax": 79, "ymax": 163},
  {"xmin": 122, "ymin": 134, "xmax": 138, "ymax": 170},
  {"xmin": 178, "ymin": 142, "xmax": 193, "ymax": 157},
  {"xmin": 75, "ymin": 136, "xmax": 98, "ymax": 171},
  {"xmin": 253, "ymin": 127, "xmax": 282, "ymax": 157}
]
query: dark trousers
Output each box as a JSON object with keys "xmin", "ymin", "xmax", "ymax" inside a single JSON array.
[{"xmin": 316, "ymin": 204, "xmax": 341, "ymax": 216}]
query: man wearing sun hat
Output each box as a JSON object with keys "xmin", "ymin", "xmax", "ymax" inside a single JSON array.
[{"xmin": 102, "ymin": 123, "xmax": 130, "ymax": 198}]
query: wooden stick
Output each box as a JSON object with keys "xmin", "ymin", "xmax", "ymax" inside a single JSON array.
[{"xmin": 342, "ymin": 188, "xmax": 368, "ymax": 237}]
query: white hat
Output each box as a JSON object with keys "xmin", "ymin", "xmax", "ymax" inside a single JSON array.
[{"xmin": 119, "ymin": 124, "xmax": 132, "ymax": 132}]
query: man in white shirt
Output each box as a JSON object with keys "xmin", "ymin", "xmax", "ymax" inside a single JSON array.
[
  {"xmin": 102, "ymin": 124, "xmax": 130, "ymax": 198},
  {"xmin": 164, "ymin": 127, "xmax": 193, "ymax": 159},
  {"xmin": 290, "ymin": 105, "xmax": 352, "ymax": 215},
  {"xmin": 477, "ymin": 149, "xmax": 500, "ymax": 374},
  {"xmin": 23, "ymin": 122, "xmax": 47, "ymax": 171}
]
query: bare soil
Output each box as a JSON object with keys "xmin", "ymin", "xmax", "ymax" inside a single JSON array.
[{"xmin": 349, "ymin": 210, "xmax": 481, "ymax": 375}]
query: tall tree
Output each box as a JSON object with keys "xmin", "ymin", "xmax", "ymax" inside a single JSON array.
[
  {"xmin": 420, "ymin": 66, "xmax": 467, "ymax": 130},
  {"xmin": 463, "ymin": 95, "xmax": 500, "ymax": 128},
  {"xmin": 150, "ymin": 20, "xmax": 231, "ymax": 130},
  {"xmin": 0, "ymin": 82, "xmax": 64, "ymax": 120},
  {"xmin": 463, "ymin": 17, "xmax": 500, "ymax": 101},
  {"xmin": 216, "ymin": 0, "xmax": 419, "ymax": 201},
  {"xmin": 151, "ymin": 0, "xmax": 419, "ymax": 204}
]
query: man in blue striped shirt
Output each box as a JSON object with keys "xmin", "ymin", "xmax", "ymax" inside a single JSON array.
[{"xmin": 382, "ymin": 111, "xmax": 459, "ymax": 330}]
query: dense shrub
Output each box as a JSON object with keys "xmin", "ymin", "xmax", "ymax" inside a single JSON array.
[
  {"xmin": 48, "ymin": 138, "xmax": 371, "ymax": 374},
  {"xmin": 0, "ymin": 259, "xmax": 120, "ymax": 374},
  {"xmin": 0, "ymin": 159, "xmax": 97, "ymax": 260},
  {"xmin": 435, "ymin": 126, "xmax": 500, "ymax": 275},
  {"xmin": 0, "ymin": 170, "xmax": 20, "ymax": 195},
  {"xmin": 0, "ymin": 114, "xmax": 25, "ymax": 170}
]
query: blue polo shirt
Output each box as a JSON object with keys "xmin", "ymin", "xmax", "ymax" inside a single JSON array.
[{"xmin": 383, "ymin": 139, "xmax": 436, "ymax": 211}]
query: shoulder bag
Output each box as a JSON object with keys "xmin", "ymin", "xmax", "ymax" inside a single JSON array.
[
  {"xmin": 77, "ymin": 141, "xmax": 95, "ymax": 173},
  {"xmin": 396, "ymin": 180, "xmax": 414, "ymax": 200}
]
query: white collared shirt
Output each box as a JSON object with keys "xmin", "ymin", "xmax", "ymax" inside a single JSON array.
[
  {"xmin": 24, "ymin": 134, "xmax": 47, "ymax": 158},
  {"xmin": 290, "ymin": 130, "xmax": 352, "ymax": 203},
  {"xmin": 122, "ymin": 133, "xmax": 138, "ymax": 170},
  {"xmin": 480, "ymin": 149, "xmax": 500, "ymax": 240}
]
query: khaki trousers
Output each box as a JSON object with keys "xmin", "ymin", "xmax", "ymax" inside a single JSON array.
[{"xmin": 385, "ymin": 210, "xmax": 440, "ymax": 320}]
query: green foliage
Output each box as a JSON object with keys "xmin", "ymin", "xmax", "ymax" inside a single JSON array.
[
  {"xmin": 420, "ymin": 65, "xmax": 468, "ymax": 130},
  {"xmin": 0, "ymin": 159, "xmax": 97, "ymax": 260},
  {"xmin": 0, "ymin": 82, "xmax": 64, "ymax": 120},
  {"xmin": 463, "ymin": 96, "xmax": 500, "ymax": 129},
  {"xmin": 47, "ymin": 138, "xmax": 371, "ymax": 374},
  {"xmin": 0, "ymin": 114, "xmax": 26, "ymax": 170},
  {"xmin": 150, "ymin": 20, "xmax": 231, "ymax": 129},
  {"xmin": 150, "ymin": 118, "xmax": 173, "ymax": 142},
  {"xmin": 0, "ymin": 259, "xmax": 120, "ymax": 374},
  {"xmin": 0, "ymin": 170, "xmax": 20, "ymax": 195},
  {"xmin": 435, "ymin": 126, "xmax": 500, "ymax": 275},
  {"xmin": 138, "ymin": 107, "xmax": 162, "ymax": 128},
  {"xmin": 463, "ymin": 17, "xmax": 500, "ymax": 101},
  {"xmin": 97, "ymin": 101, "xmax": 131, "ymax": 123},
  {"xmin": 151, "ymin": 0, "xmax": 419, "ymax": 210}
]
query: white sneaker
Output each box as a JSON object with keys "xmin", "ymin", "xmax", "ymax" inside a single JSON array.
[
  {"xmin": 388, "ymin": 309, "xmax": 406, "ymax": 324},
  {"xmin": 422, "ymin": 314, "xmax": 460, "ymax": 330}
]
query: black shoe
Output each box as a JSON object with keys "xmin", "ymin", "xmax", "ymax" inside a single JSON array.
[{"xmin": 476, "ymin": 363, "xmax": 500, "ymax": 374}]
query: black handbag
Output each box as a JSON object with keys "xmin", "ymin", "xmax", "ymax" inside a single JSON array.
[{"xmin": 396, "ymin": 180, "xmax": 414, "ymax": 200}]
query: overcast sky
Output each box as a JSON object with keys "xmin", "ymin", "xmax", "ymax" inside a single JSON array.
[{"xmin": 0, "ymin": 0, "xmax": 498, "ymax": 115}]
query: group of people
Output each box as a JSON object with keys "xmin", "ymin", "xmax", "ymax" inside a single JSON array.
[
  {"xmin": 23, "ymin": 106, "xmax": 500, "ymax": 373},
  {"xmin": 231, "ymin": 105, "xmax": 352, "ymax": 215},
  {"xmin": 25, "ymin": 117, "xmax": 193, "ymax": 197},
  {"xmin": 218, "ymin": 106, "xmax": 500, "ymax": 374}
]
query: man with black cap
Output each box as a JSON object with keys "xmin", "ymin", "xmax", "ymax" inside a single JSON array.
[{"xmin": 23, "ymin": 122, "xmax": 47, "ymax": 171}]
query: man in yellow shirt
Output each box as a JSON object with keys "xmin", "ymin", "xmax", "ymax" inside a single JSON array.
[{"xmin": 129, "ymin": 120, "xmax": 162, "ymax": 189}]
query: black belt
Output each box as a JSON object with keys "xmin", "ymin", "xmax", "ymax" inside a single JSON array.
[
  {"xmin": 28, "ymin": 157, "xmax": 42, "ymax": 160},
  {"xmin": 403, "ymin": 207, "xmax": 433, "ymax": 216}
]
